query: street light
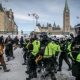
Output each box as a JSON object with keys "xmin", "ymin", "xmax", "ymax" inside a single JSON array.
[
  {"xmin": 35, "ymin": 14, "xmax": 39, "ymax": 26},
  {"xmin": 28, "ymin": 13, "xmax": 39, "ymax": 26}
]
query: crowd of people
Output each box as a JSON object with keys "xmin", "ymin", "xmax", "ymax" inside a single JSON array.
[
  {"xmin": 0, "ymin": 35, "xmax": 24, "ymax": 72},
  {"xmin": 0, "ymin": 23, "xmax": 80, "ymax": 80},
  {"xmin": 24, "ymin": 32, "xmax": 73, "ymax": 80}
]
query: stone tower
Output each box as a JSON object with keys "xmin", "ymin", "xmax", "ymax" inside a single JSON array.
[{"xmin": 63, "ymin": 0, "xmax": 70, "ymax": 33}]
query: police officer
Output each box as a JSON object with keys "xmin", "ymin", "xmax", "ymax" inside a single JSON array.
[
  {"xmin": 67, "ymin": 37, "xmax": 73, "ymax": 61},
  {"xmin": 53, "ymin": 39, "xmax": 61, "ymax": 72},
  {"xmin": 22, "ymin": 39, "xmax": 29, "ymax": 65},
  {"xmin": 35, "ymin": 33, "xmax": 57, "ymax": 80},
  {"xmin": 71, "ymin": 23, "xmax": 80, "ymax": 80},
  {"xmin": 58, "ymin": 38, "xmax": 71, "ymax": 71},
  {"xmin": 20, "ymin": 36, "xmax": 24, "ymax": 48},
  {"xmin": 26, "ymin": 33, "xmax": 40, "ymax": 80}
]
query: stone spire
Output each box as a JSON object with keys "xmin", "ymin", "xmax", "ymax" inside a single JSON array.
[
  {"xmin": 53, "ymin": 22, "xmax": 56, "ymax": 27},
  {"xmin": 64, "ymin": 0, "xmax": 69, "ymax": 11}
]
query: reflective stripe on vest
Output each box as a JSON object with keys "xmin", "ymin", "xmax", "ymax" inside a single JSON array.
[
  {"xmin": 67, "ymin": 42, "xmax": 72, "ymax": 54},
  {"xmin": 32, "ymin": 40, "xmax": 40, "ymax": 56},
  {"xmin": 55, "ymin": 44, "xmax": 61, "ymax": 54}
]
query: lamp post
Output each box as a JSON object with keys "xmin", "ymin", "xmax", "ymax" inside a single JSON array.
[
  {"xmin": 28, "ymin": 13, "xmax": 39, "ymax": 26},
  {"xmin": 35, "ymin": 14, "xmax": 39, "ymax": 26}
]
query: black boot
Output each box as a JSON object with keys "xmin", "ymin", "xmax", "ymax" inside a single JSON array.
[
  {"xmin": 68, "ymin": 64, "xmax": 72, "ymax": 71},
  {"xmin": 38, "ymin": 68, "xmax": 41, "ymax": 73},
  {"xmin": 3, "ymin": 65, "xmax": 10, "ymax": 72},
  {"xmin": 32, "ymin": 71, "xmax": 37, "ymax": 78},
  {"xmin": 68, "ymin": 67, "xmax": 72, "ymax": 71},
  {"xmin": 22, "ymin": 62, "xmax": 27, "ymax": 65},
  {"xmin": 6, "ymin": 57, "xmax": 10, "ymax": 62},
  {"xmin": 22, "ymin": 59, "xmax": 27, "ymax": 65},
  {"xmin": 25, "ymin": 70, "xmax": 30, "ymax": 74},
  {"xmin": 22, "ymin": 63, "xmax": 26, "ymax": 65},
  {"xmin": 26, "ymin": 78, "xmax": 31, "ymax": 80},
  {"xmin": 26, "ymin": 73, "xmax": 32, "ymax": 80},
  {"xmin": 51, "ymin": 72, "xmax": 57, "ymax": 80},
  {"xmin": 4, "ymin": 69, "xmax": 10, "ymax": 72},
  {"xmin": 0, "ymin": 67, "xmax": 2, "ymax": 70},
  {"xmin": 57, "ymin": 67, "xmax": 61, "ymax": 71}
]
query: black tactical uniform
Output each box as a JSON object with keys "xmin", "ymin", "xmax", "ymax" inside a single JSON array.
[
  {"xmin": 71, "ymin": 23, "xmax": 80, "ymax": 80},
  {"xmin": 37, "ymin": 33, "xmax": 57, "ymax": 80},
  {"xmin": 26, "ymin": 34, "xmax": 40, "ymax": 80},
  {"xmin": 58, "ymin": 39, "xmax": 71, "ymax": 71}
]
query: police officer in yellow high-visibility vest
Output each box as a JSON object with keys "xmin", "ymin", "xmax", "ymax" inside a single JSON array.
[
  {"xmin": 32, "ymin": 39, "xmax": 40, "ymax": 56},
  {"xmin": 67, "ymin": 38, "xmax": 73, "ymax": 61},
  {"xmin": 54, "ymin": 41, "xmax": 61, "ymax": 56},
  {"xmin": 71, "ymin": 24, "xmax": 80, "ymax": 80},
  {"xmin": 35, "ymin": 33, "xmax": 57, "ymax": 80},
  {"xmin": 43, "ymin": 41, "xmax": 56, "ymax": 58},
  {"xmin": 52, "ymin": 40, "xmax": 61, "ymax": 69},
  {"xmin": 44, "ymin": 40, "xmax": 58, "ymax": 74},
  {"xmin": 26, "ymin": 36, "xmax": 40, "ymax": 80},
  {"xmin": 22, "ymin": 39, "xmax": 29, "ymax": 65},
  {"xmin": 43, "ymin": 40, "xmax": 57, "ymax": 80}
]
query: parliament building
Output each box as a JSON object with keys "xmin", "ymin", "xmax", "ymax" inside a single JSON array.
[
  {"xmin": 0, "ymin": 4, "xmax": 18, "ymax": 34},
  {"xmin": 36, "ymin": 0, "xmax": 75, "ymax": 35}
]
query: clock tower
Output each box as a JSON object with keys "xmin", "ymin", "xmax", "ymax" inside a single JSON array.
[{"xmin": 63, "ymin": 0, "xmax": 70, "ymax": 33}]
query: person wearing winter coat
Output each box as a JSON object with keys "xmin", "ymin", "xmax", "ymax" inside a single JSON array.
[
  {"xmin": 0, "ymin": 36, "xmax": 10, "ymax": 72},
  {"xmin": 5, "ymin": 36, "xmax": 14, "ymax": 61}
]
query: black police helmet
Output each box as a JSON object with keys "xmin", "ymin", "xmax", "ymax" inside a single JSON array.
[
  {"xmin": 75, "ymin": 23, "xmax": 80, "ymax": 35},
  {"xmin": 40, "ymin": 32, "xmax": 49, "ymax": 41},
  {"xmin": 30, "ymin": 31, "xmax": 37, "ymax": 40}
]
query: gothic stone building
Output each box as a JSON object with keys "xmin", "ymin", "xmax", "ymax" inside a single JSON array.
[
  {"xmin": 36, "ymin": 0, "xmax": 75, "ymax": 35},
  {"xmin": 0, "ymin": 4, "xmax": 18, "ymax": 34}
]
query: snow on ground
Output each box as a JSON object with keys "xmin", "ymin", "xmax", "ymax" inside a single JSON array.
[
  {"xmin": 0, "ymin": 48, "xmax": 26, "ymax": 80},
  {"xmin": 0, "ymin": 47, "xmax": 75, "ymax": 80}
]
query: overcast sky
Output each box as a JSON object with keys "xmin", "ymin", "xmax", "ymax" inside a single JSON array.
[{"xmin": 1, "ymin": 0, "xmax": 80, "ymax": 32}]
